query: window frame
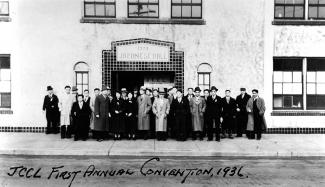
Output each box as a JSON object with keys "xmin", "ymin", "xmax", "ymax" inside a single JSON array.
[
  {"xmin": 308, "ymin": 0, "xmax": 325, "ymax": 20},
  {"xmin": 197, "ymin": 72, "xmax": 210, "ymax": 91},
  {"xmin": 75, "ymin": 71, "xmax": 89, "ymax": 95},
  {"xmin": 171, "ymin": 0, "xmax": 202, "ymax": 19},
  {"xmin": 0, "ymin": 54, "xmax": 11, "ymax": 109},
  {"xmin": 306, "ymin": 58, "xmax": 325, "ymax": 109},
  {"xmin": 83, "ymin": 0, "xmax": 116, "ymax": 18},
  {"xmin": 0, "ymin": 1, "xmax": 9, "ymax": 16},
  {"xmin": 273, "ymin": 58, "xmax": 304, "ymax": 110},
  {"xmin": 127, "ymin": 0, "xmax": 160, "ymax": 18},
  {"xmin": 274, "ymin": 0, "xmax": 306, "ymax": 20}
]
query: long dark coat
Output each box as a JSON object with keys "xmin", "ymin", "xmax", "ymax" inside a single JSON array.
[
  {"xmin": 42, "ymin": 94, "xmax": 60, "ymax": 122},
  {"xmin": 206, "ymin": 95, "xmax": 222, "ymax": 118},
  {"xmin": 110, "ymin": 98, "xmax": 126, "ymax": 133},
  {"xmin": 137, "ymin": 95, "xmax": 152, "ymax": 130},
  {"xmin": 221, "ymin": 97, "xmax": 237, "ymax": 130},
  {"xmin": 125, "ymin": 98, "xmax": 138, "ymax": 134},
  {"xmin": 246, "ymin": 97, "xmax": 267, "ymax": 131},
  {"xmin": 71, "ymin": 101, "xmax": 92, "ymax": 138},
  {"xmin": 94, "ymin": 94, "xmax": 110, "ymax": 131},
  {"xmin": 171, "ymin": 96, "xmax": 190, "ymax": 135}
]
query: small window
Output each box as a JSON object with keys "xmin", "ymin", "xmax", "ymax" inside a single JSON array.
[
  {"xmin": 0, "ymin": 55, "xmax": 11, "ymax": 108},
  {"xmin": 274, "ymin": 0, "xmax": 305, "ymax": 19},
  {"xmin": 74, "ymin": 62, "xmax": 90, "ymax": 94},
  {"xmin": 308, "ymin": 0, "xmax": 325, "ymax": 19},
  {"xmin": 0, "ymin": 1, "xmax": 9, "ymax": 16},
  {"xmin": 273, "ymin": 58, "xmax": 303, "ymax": 110},
  {"xmin": 128, "ymin": 0, "xmax": 159, "ymax": 18},
  {"xmin": 197, "ymin": 63, "xmax": 211, "ymax": 91},
  {"xmin": 307, "ymin": 58, "xmax": 325, "ymax": 109},
  {"xmin": 84, "ymin": 0, "xmax": 116, "ymax": 18},
  {"xmin": 171, "ymin": 0, "xmax": 202, "ymax": 19}
]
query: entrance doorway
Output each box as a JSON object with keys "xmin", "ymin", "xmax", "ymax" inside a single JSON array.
[{"xmin": 111, "ymin": 71, "xmax": 175, "ymax": 91}]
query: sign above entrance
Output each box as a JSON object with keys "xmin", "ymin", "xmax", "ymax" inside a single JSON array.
[{"xmin": 116, "ymin": 43, "xmax": 170, "ymax": 62}]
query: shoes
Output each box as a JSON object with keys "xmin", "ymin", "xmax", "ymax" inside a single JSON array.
[
  {"xmin": 97, "ymin": 139, "xmax": 103, "ymax": 142},
  {"xmin": 236, "ymin": 134, "xmax": 242, "ymax": 137}
]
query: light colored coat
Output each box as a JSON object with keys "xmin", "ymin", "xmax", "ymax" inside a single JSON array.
[
  {"xmin": 246, "ymin": 97, "xmax": 267, "ymax": 131},
  {"xmin": 137, "ymin": 95, "xmax": 152, "ymax": 130},
  {"xmin": 190, "ymin": 96, "xmax": 206, "ymax": 131},
  {"xmin": 59, "ymin": 93, "xmax": 74, "ymax": 126},
  {"xmin": 152, "ymin": 98, "xmax": 170, "ymax": 132},
  {"xmin": 89, "ymin": 95, "xmax": 97, "ymax": 130}
]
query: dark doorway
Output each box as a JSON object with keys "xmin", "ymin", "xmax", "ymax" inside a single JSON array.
[{"xmin": 111, "ymin": 71, "xmax": 175, "ymax": 92}]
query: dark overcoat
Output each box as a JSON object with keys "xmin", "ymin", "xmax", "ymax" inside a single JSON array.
[
  {"xmin": 110, "ymin": 98, "xmax": 126, "ymax": 133},
  {"xmin": 71, "ymin": 101, "xmax": 91, "ymax": 137},
  {"xmin": 94, "ymin": 94, "xmax": 110, "ymax": 131}
]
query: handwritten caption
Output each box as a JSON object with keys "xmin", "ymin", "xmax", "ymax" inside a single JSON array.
[{"xmin": 7, "ymin": 157, "xmax": 248, "ymax": 187}]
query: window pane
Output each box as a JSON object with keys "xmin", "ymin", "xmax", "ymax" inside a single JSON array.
[
  {"xmin": 274, "ymin": 58, "xmax": 302, "ymax": 71},
  {"xmin": 182, "ymin": 6, "xmax": 191, "ymax": 17},
  {"xmin": 309, "ymin": 7, "xmax": 318, "ymax": 18},
  {"xmin": 283, "ymin": 83, "xmax": 302, "ymax": 94},
  {"xmin": 273, "ymin": 96, "xmax": 283, "ymax": 108},
  {"xmin": 273, "ymin": 71, "xmax": 283, "ymax": 82},
  {"xmin": 172, "ymin": 0, "xmax": 182, "ymax": 3},
  {"xmin": 83, "ymin": 73, "xmax": 88, "ymax": 84},
  {"xmin": 293, "ymin": 71, "xmax": 302, "ymax": 82},
  {"xmin": 307, "ymin": 83, "xmax": 316, "ymax": 94},
  {"xmin": 275, "ymin": 0, "xmax": 285, "ymax": 3},
  {"xmin": 198, "ymin": 74, "xmax": 203, "ymax": 84},
  {"xmin": 274, "ymin": 83, "xmax": 283, "ymax": 94},
  {"xmin": 0, "ymin": 93, "xmax": 10, "ymax": 108},
  {"xmin": 294, "ymin": 6, "xmax": 304, "ymax": 18},
  {"xmin": 293, "ymin": 96, "xmax": 302, "ymax": 108},
  {"xmin": 0, "ymin": 69, "xmax": 10, "ymax": 81},
  {"xmin": 319, "ymin": 7, "xmax": 325, "ymax": 18},
  {"xmin": 192, "ymin": 6, "xmax": 201, "ymax": 18},
  {"xmin": 105, "ymin": 5, "xmax": 115, "ymax": 16},
  {"xmin": 275, "ymin": 6, "xmax": 285, "ymax": 18},
  {"xmin": 204, "ymin": 74, "xmax": 209, "ymax": 84},
  {"xmin": 77, "ymin": 85, "xmax": 82, "ymax": 94},
  {"xmin": 183, "ymin": 0, "xmax": 191, "ymax": 3},
  {"xmin": 309, "ymin": 0, "xmax": 319, "ymax": 4},
  {"xmin": 320, "ymin": 0, "xmax": 325, "ymax": 4},
  {"xmin": 317, "ymin": 72, "xmax": 325, "ymax": 82},
  {"xmin": 0, "ymin": 81, "xmax": 10, "ymax": 92},
  {"xmin": 307, "ymin": 59, "xmax": 325, "ymax": 71},
  {"xmin": 307, "ymin": 72, "xmax": 316, "ymax": 82},
  {"xmin": 95, "ymin": 4, "xmax": 105, "ymax": 16},
  {"xmin": 307, "ymin": 95, "xmax": 317, "ymax": 108},
  {"xmin": 0, "ymin": 2, "xmax": 9, "ymax": 15},
  {"xmin": 283, "ymin": 72, "xmax": 292, "ymax": 82},
  {"xmin": 85, "ymin": 4, "xmax": 95, "ymax": 16},
  {"xmin": 0, "ymin": 56, "xmax": 10, "ymax": 69},
  {"xmin": 285, "ymin": 6, "xmax": 294, "ymax": 17},
  {"xmin": 148, "ymin": 5, "xmax": 158, "ymax": 17},
  {"xmin": 77, "ymin": 73, "xmax": 82, "ymax": 84},
  {"xmin": 317, "ymin": 83, "xmax": 325, "ymax": 94},
  {"xmin": 286, "ymin": 0, "xmax": 304, "ymax": 4},
  {"xmin": 283, "ymin": 96, "xmax": 293, "ymax": 108},
  {"xmin": 172, "ymin": 6, "xmax": 181, "ymax": 17}
]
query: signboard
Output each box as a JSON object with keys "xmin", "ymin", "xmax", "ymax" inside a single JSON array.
[{"xmin": 116, "ymin": 43, "xmax": 170, "ymax": 62}]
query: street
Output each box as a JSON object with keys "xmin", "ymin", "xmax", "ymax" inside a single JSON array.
[{"xmin": 1, "ymin": 155, "xmax": 325, "ymax": 187}]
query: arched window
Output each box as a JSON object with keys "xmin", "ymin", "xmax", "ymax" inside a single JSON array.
[
  {"xmin": 197, "ymin": 63, "xmax": 212, "ymax": 91},
  {"xmin": 74, "ymin": 62, "xmax": 89, "ymax": 94}
]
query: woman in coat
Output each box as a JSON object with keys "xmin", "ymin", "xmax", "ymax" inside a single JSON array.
[
  {"xmin": 246, "ymin": 89, "xmax": 267, "ymax": 140},
  {"xmin": 137, "ymin": 86, "xmax": 152, "ymax": 140},
  {"xmin": 110, "ymin": 90, "xmax": 126, "ymax": 140},
  {"xmin": 125, "ymin": 92, "xmax": 138, "ymax": 140},
  {"xmin": 152, "ymin": 89, "xmax": 170, "ymax": 141},
  {"xmin": 71, "ymin": 94, "xmax": 92, "ymax": 141},
  {"xmin": 189, "ymin": 87, "xmax": 206, "ymax": 140}
]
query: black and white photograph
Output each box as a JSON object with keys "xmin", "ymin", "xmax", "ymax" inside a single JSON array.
[{"xmin": 0, "ymin": 0, "xmax": 325, "ymax": 186}]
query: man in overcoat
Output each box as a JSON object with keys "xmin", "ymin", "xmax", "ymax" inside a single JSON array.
[
  {"xmin": 246, "ymin": 89, "xmax": 267, "ymax": 140},
  {"xmin": 235, "ymin": 88, "xmax": 251, "ymax": 137},
  {"xmin": 94, "ymin": 86, "xmax": 111, "ymax": 141},
  {"xmin": 42, "ymin": 86, "xmax": 60, "ymax": 134},
  {"xmin": 189, "ymin": 87, "xmax": 206, "ymax": 140},
  {"xmin": 171, "ymin": 89, "xmax": 190, "ymax": 141},
  {"xmin": 137, "ymin": 86, "xmax": 152, "ymax": 140},
  {"xmin": 152, "ymin": 89, "xmax": 170, "ymax": 141},
  {"xmin": 71, "ymin": 94, "xmax": 92, "ymax": 141},
  {"xmin": 221, "ymin": 90, "xmax": 237, "ymax": 139},
  {"xmin": 206, "ymin": 86, "xmax": 222, "ymax": 141},
  {"xmin": 185, "ymin": 87, "xmax": 194, "ymax": 139}
]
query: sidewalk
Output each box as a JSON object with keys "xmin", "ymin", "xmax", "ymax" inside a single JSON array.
[{"xmin": 1, "ymin": 133, "xmax": 325, "ymax": 157}]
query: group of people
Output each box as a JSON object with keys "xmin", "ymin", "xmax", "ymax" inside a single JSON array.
[{"xmin": 42, "ymin": 85, "xmax": 267, "ymax": 142}]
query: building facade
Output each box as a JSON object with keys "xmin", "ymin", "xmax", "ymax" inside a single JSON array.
[{"xmin": 0, "ymin": 0, "xmax": 323, "ymax": 133}]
